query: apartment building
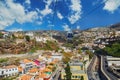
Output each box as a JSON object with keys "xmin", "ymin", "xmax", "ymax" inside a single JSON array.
[
  {"xmin": 0, "ymin": 65, "xmax": 18, "ymax": 77},
  {"xmin": 61, "ymin": 61, "xmax": 88, "ymax": 80}
]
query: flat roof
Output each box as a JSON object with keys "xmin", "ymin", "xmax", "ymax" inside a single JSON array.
[
  {"xmin": 69, "ymin": 62, "xmax": 83, "ymax": 66},
  {"xmin": 62, "ymin": 69, "xmax": 85, "ymax": 74}
]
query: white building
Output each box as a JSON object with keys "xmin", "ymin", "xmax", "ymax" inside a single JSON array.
[
  {"xmin": 20, "ymin": 59, "xmax": 34, "ymax": 74},
  {"xmin": 35, "ymin": 36, "xmax": 47, "ymax": 43},
  {"xmin": 0, "ymin": 65, "xmax": 18, "ymax": 77},
  {"xmin": 51, "ymin": 52, "xmax": 62, "ymax": 61},
  {"xmin": 0, "ymin": 69, "xmax": 4, "ymax": 77},
  {"xmin": 25, "ymin": 32, "xmax": 34, "ymax": 39},
  {"xmin": 108, "ymin": 61, "xmax": 120, "ymax": 66}
]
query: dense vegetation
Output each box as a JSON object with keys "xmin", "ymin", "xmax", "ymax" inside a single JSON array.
[
  {"xmin": 30, "ymin": 40, "xmax": 60, "ymax": 53},
  {"xmin": 104, "ymin": 42, "xmax": 120, "ymax": 57},
  {"xmin": 25, "ymin": 35, "xmax": 30, "ymax": 42},
  {"xmin": 64, "ymin": 63, "xmax": 72, "ymax": 80},
  {"xmin": 0, "ymin": 58, "xmax": 8, "ymax": 63},
  {"xmin": 0, "ymin": 32, "xmax": 3, "ymax": 38}
]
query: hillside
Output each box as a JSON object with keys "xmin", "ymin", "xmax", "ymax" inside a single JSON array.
[{"xmin": 110, "ymin": 22, "xmax": 120, "ymax": 30}]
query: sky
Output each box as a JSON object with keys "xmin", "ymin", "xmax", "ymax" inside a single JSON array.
[{"xmin": 0, "ymin": 0, "xmax": 120, "ymax": 31}]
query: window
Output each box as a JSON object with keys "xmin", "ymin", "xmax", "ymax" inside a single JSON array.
[
  {"xmin": 72, "ymin": 76, "xmax": 74, "ymax": 78},
  {"xmin": 75, "ymin": 76, "xmax": 77, "ymax": 78},
  {"xmin": 78, "ymin": 76, "xmax": 81, "ymax": 78},
  {"xmin": 6, "ymin": 70, "xmax": 8, "ymax": 72},
  {"xmin": 12, "ymin": 69, "xmax": 14, "ymax": 71},
  {"xmin": 2, "ymin": 71, "xmax": 4, "ymax": 74}
]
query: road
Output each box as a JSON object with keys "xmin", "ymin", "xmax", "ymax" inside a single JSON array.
[
  {"xmin": 51, "ymin": 64, "xmax": 62, "ymax": 80},
  {"xmin": 87, "ymin": 55, "xmax": 100, "ymax": 80},
  {"xmin": 101, "ymin": 55, "xmax": 119, "ymax": 80},
  {"xmin": 0, "ymin": 50, "xmax": 45, "ymax": 58}
]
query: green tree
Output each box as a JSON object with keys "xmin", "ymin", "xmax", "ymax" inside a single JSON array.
[
  {"xmin": 12, "ymin": 34, "xmax": 16, "ymax": 40},
  {"xmin": 78, "ymin": 48, "xmax": 82, "ymax": 54},
  {"xmin": 25, "ymin": 35, "xmax": 30, "ymax": 42},
  {"xmin": 104, "ymin": 42, "xmax": 120, "ymax": 57},
  {"xmin": 64, "ymin": 63, "xmax": 72, "ymax": 80},
  {"xmin": 0, "ymin": 32, "xmax": 3, "ymax": 38},
  {"xmin": 85, "ymin": 50, "xmax": 93, "ymax": 60},
  {"xmin": 80, "ymin": 76, "xmax": 84, "ymax": 80},
  {"xmin": 62, "ymin": 52, "xmax": 72, "ymax": 63}
]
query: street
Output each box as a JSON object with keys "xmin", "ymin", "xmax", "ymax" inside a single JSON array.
[{"xmin": 101, "ymin": 55, "xmax": 119, "ymax": 80}]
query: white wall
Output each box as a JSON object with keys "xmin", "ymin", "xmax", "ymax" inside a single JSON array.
[
  {"xmin": 3, "ymin": 68, "xmax": 18, "ymax": 76},
  {"xmin": 0, "ymin": 69, "xmax": 4, "ymax": 76}
]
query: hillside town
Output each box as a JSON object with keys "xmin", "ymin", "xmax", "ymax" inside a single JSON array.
[{"xmin": 0, "ymin": 24, "xmax": 120, "ymax": 80}]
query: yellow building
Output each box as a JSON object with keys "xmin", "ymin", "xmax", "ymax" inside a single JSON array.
[{"xmin": 61, "ymin": 62, "xmax": 88, "ymax": 80}]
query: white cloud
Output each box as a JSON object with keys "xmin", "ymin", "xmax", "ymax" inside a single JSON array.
[
  {"xmin": 103, "ymin": 0, "xmax": 120, "ymax": 13},
  {"xmin": 57, "ymin": 12, "xmax": 63, "ymax": 19},
  {"xmin": 92, "ymin": 0, "xmax": 101, "ymax": 6},
  {"xmin": 41, "ymin": 6, "xmax": 52, "ymax": 16},
  {"xmin": 36, "ymin": 21, "xmax": 42, "ymax": 25},
  {"xmin": 8, "ymin": 28, "xmax": 23, "ymax": 32},
  {"xmin": 68, "ymin": 12, "xmax": 81, "ymax": 24},
  {"xmin": 70, "ymin": 0, "xmax": 81, "ymax": 11},
  {"xmin": 63, "ymin": 24, "xmax": 71, "ymax": 32},
  {"xmin": 68, "ymin": 0, "xmax": 82, "ymax": 24},
  {"xmin": 24, "ymin": 0, "xmax": 31, "ymax": 8},
  {"xmin": 0, "ymin": 0, "xmax": 38, "ymax": 30},
  {"xmin": 44, "ymin": 0, "xmax": 52, "ymax": 6},
  {"xmin": 41, "ymin": 0, "xmax": 53, "ymax": 16},
  {"xmin": 77, "ymin": 26, "xmax": 80, "ymax": 29},
  {"xmin": 25, "ymin": 0, "xmax": 31, "ymax": 4}
]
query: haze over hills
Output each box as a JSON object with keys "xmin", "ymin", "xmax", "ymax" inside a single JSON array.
[
  {"xmin": 110, "ymin": 22, "xmax": 120, "ymax": 30},
  {"xmin": 84, "ymin": 22, "xmax": 120, "ymax": 31},
  {"xmin": 1, "ymin": 22, "xmax": 120, "ymax": 34}
]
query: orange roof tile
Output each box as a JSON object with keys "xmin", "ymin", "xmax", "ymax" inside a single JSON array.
[
  {"xmin": 49, "ymin": 61, "xmax": 56, "ymax": 65},
  {"xmin": 39, "ymin": 73, "xmax": 47, "ymax": 78},
  {"xmin": 3, "ymin": 65, "xmax": 17, "ymax": 69},
  {"xmin": 43, "ymin": 68, "xmax": 52, "ymax": 72},
  {"xmin": 47, "ymin": 65, "xmax": 53, "ymax": 69},
  {"xmin": 20, "ymin": 74, "xmax": 33, "ymax": 80},
  {"xmin": 29, "ymin": 68, "xmax": 39, "ymax": 73},
  {"xmin": 53, "ymin": 59, "xmax": 59, "ymax": 62},
  {"xmin": 23, "ymin": 59, "xmax": 32, "ymax": 63},
  {"xmin": 18, "ymin": 66, "xmax": 23, "ymax": 72}
]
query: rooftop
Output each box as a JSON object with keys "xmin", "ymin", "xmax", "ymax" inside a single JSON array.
[
  {"xmin": 2, "ymin": 65, "xmax": 18, "ymax": 69},
  {"xmin": 69, "ymin": 61, "xmax": 83, "ymax": 66},
  {"xmin": 29, "ymin": 68, "xmax": 39, "ymax": 73},
  {"xmin": 20, "ymin": 74, "xmax": 33, "ymax": 80}
]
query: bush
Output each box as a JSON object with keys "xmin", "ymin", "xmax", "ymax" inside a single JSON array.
[
  {"xmin": 104, "ymin": 42, "xmax": 120, "ymax": 57},
  {"xmin": 0, "ymin": 58, "xmax": 8, "ymax": 63}
]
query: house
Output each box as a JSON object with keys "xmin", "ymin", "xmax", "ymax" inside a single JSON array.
[
  {"xmin": 25, "ymin": 32, "xmax": 34, "ymax": 39},
  {"xmin": 18, "ymin": 66, "xmax": 24, "ymax": 75},
  {"xmin": 20, "ymin": 59, "xmax": 34, "ymax": 74},
  {"xmin": 19, "ymin": 74, "xmax": 35, "ymax": 80},
  {"xmin": 38, "ymin": 68, "xmax": 52, "ymax": 80},
  {"xmin": 35, "ymin": 36, "xmax": 47, "ymax": 43},
  {"xmin": 0, "ymin": 65, "xmax": 18, "ymax": 77},
  {"xmin": 28, "ymin": 68, "xmax": 39, "ymax": 75},
  {"xmin": 51, "ymin": 52, "xmax": 62, "ymax": 61},
  {"xmin": 0, "ymin": 69, "xmax": 4, "ymax": 77},
  {"xmin": 61, "ymin": 61, "xmax": 88, "ymax": 80},
  {"xmin": 33, "ymin": 59, "xmax": 46, "ymax": 70}
]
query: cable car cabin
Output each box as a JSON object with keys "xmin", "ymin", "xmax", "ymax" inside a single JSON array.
[{"xmin": 67, "ymin": 32, "xmax": 73, "ymax": 42}]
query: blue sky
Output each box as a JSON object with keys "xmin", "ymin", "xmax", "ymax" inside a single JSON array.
[{"xmin": 0, "ymin": 0, "xmax": 120, "ymax": 31}]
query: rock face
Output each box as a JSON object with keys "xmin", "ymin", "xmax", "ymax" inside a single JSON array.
[{"xmin": 0, "ymin": 41, "xmax": 33, "ymax": 54}]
